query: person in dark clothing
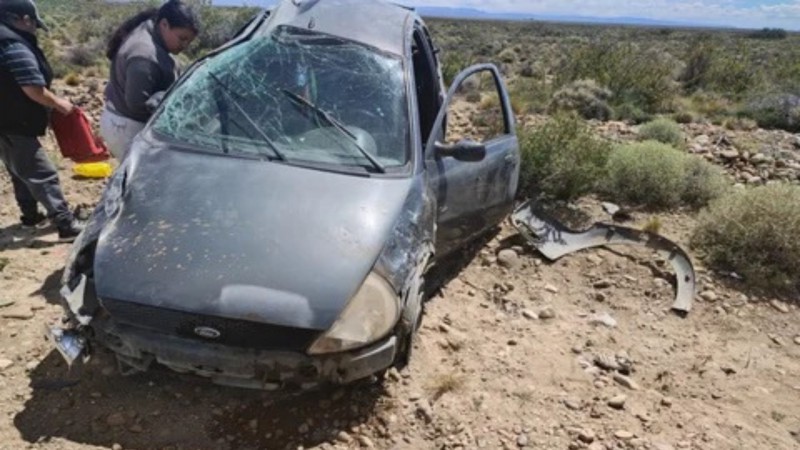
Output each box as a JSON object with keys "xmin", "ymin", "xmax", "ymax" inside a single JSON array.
[
  {"xmin": 0, "ymin": 0, "xmax": 82, "ymax": 241},
  {"xmin": 100, "ymin": 0, "xmax": 199, "ymax": 160}
]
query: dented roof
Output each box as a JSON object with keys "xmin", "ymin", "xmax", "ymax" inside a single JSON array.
[{"xmin": 256, "ymin": 0, "xmax": 416, "ymax": 56}]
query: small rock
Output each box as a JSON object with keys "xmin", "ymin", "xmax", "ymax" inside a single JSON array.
[
  {"xmin": 608, "ymin": 394, "xmax": 627, "ymax": 409},
  {"xmin": 594, "ymin": 292, "xmax": 607, "ymax": 302},
  {"xmin": 718, "ymin": 149, "xmax": 739, "ymax": 160},
  {"xmin": 695, "ymin": 135, "xmax": 711, "ymax": 145},
  {"xmin": 416, "ymin": 400, "xmax": 434, "ymax": 423},
  {"xmin": 700, "ymin": 290, "xmax": 718, "ymax": 302},
  {"xmin": 613, "ymin": 373, "xmax": 640, "ymax": 390},
  {"xmin": 538, "ymin": 307, "xmax": 556, "ymax": 320},
  {"xmin": 594, "ymin": 354, "xmax": 621, "ymax": 371},
  {"xmin": 298, "ymin": 423, "xmax": 310, "ymax": 434},
  {"xmin": 106, "ymin": 412, "xmax": 126, "ymax": 427},
  {"xmin": 794, "ymin": 336, "xmax": 800, "ymax": 346},
  {"xmin": 516, "ymin": 434, "xmax": 529, "ymax": 447},
  {"xmin": 770, "ymin": 300, "xmax": 790, "ymax": 313},
  {"xmin": 0, "ymin": 359, "xmax": 14, "ymax": 371},
  {"xmin": 358, "ymin": 435, "xmax": 376, "ymax": 449},
  {"xmin": 615, "ymin": 430, "xmax": 634, "ymax": 440},
  {"xmin": 129, "ymin": 424, "xmax": 143, "ymax": 433},
  {"xmin": 587, "ymin": 443, "xmax": 605, "ymax": 450},
  {"xmin": 111, "ymin": 444, "xmax": 122, "ymax": 450},
  {"xmin": 589, "ymin": 312, "xmax": 617, "ymax": 328},
  {"xmin": 497, "ymin": 249, "xmax": 522, "ymax": 269},
  {"xmin": 337, "ymin": 431, "xmax": 354, "ymax": 443},
  {"xmin": 601, "ymin": 202, "xmax": 621, "ymax": 216},
  {"xmin": 661, "ymin": 396, "xmax": 674, "ymax": 407},
  {"xmin": 593, "ymin": 279, "xmax": 613, "ymax": 289},
  {"xmin": 563, "ymin": 398, "xmax": 583, "ymax": 411},
  {"xmin": 522, "ymin": 310, "xmax": 538, "ymax": 320},
  {"xmin": 768, "ymin": 334, "xmax": 785, "ymax": 346},
  {"xmin": 544, "ymin": 284, "xmax": 559, "ymax": 293},
  {"xmin": 0, "ymin": 306, "xmax": 34, "ymax": 320},
  {"xmin": 578, "ymin": 429, "xmax": 596, "ymax": 443}
]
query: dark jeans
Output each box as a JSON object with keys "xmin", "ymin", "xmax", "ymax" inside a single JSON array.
[{"xmin": 0, "ymin": 133, "xmax": 73, "ymax": 227}]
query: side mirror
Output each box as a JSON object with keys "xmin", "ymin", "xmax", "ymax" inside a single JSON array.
[{"xmin": 435, "ymin": 139, "xmax": 486, "ymax": 162}]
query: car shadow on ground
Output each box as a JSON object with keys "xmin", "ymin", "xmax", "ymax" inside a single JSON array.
[
  {"xmin": 15, "ymin": 348, "xmax": 386, "ymax": 450},
  {"xmin": 0, "ymin": 223, "xmax": 62, "ymax": 252},
  {"xmin": 30, "ymin": 268, "xmax": 64, "ymax": 306}
]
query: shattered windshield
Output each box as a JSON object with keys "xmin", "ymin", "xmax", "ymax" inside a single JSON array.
[{"xmin": 152, "ymin": 26, "xmax": 409, "ymax": 172}]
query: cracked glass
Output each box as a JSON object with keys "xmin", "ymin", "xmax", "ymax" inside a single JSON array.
[{"xmin": 152, "ymin": 26, "xmax": 409, "ymax": 173}]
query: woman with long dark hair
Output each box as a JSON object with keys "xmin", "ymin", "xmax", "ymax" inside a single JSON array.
[{"xmin": 100, "ymin": 0, "xmax": 199, "ymax": 160}]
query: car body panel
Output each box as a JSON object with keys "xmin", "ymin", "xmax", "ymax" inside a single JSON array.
[{"xmin": 94, "ymin": 134, "xmax": 414, "ymax": 330}]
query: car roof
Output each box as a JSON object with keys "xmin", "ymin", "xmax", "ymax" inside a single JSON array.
[{"xmin": 256, "ymin": 0, "xmax": 418, "ymax": 57}]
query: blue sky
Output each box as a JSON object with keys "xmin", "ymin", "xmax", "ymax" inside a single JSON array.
[{"xmin": 216, "ymin": 0, "xmax": 800, "ymax": 29}]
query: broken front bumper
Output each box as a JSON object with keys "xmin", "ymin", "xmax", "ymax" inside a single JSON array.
[
  {"xmin": 95, "ymin": 317, "xmax": 397, "ymax": 390},
  {"xmin": 51, "ymin": 276, "xmax": 397, "ymax": 390}
]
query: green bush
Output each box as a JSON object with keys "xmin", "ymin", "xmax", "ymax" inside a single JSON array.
[
  {"xmin": 681, "ymin": 156, "xmax": 729, "ymax": 208},
  {"xmin": 549, "ymin": 79, "xmax": 613, "ymax": 121},
  {"xmin": 638, "ymin": 118, "xmax": 685, "ymax": 147},
  {"xmin": 614, "ymin": 103, "xmax": 653, "ymax": 124},
  {"xmin": 555, "ymin": 41, "xmax": 676, "ymax": 113},
  {"xmin": 742, "ymin": 94, "xmax": 800, "ymax": 132},
  {"xmin": 680, "ymin": 39, "xmax": 764, "ymax": 98},
  {"xmin": 518, "ymin": 113, "xmax": 612, "ymax": 202},
  {"xmin": 604, "ymin": 141, "xmax": 726, "ymax": 209},
  {"xmin": 692, "ymin": 184, "xmax": 800, "ymax": 293}
]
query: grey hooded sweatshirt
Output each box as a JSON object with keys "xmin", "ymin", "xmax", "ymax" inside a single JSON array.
[{"xmin": 104, "ymin": 19, "xmax": 179, "ymax": 123}]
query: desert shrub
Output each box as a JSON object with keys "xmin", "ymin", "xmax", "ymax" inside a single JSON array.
[
  {"xmin": 549, "ymin": 79, "xmax": 613, "ymax": 121},
  {"xmin": 518, "ymin": 113, "xmax": 612, "ymax": 202},
  {"xmin": 681, "ymin": 156, "xmax": 729, "ymax": 208},
  {"xmin": 498, "ymin": 48, "xmax": 516, "ymax": 64},
  {"xmin": 680, "ymin": 39, "xmax": 763, "ymax": 97},
  {"xmin": 465, "ymin": 91, "xmax": 482, "ymax": 103},
  {"xmin": 63, "ymin": 72, "xmax": 81, "ymax": 87},
  {"xmin": 442, "ymin": 52, "xmax": 474, "ymax": 87},
  {"xmin": 613, "ymin": 103, "xmax": 652, "ymax": 124},
  {"xmin": 723, "ymin": 117, "xmax": 758, "ymax": 131},
  {"xmin": 689, "ymin": 91, "xmax": 736, "ymax": 120},
  {"xmin": 65, "ymin": 44, "xmax": 98, "ymax": 68},
  {"xmin": 691, "ymin": 183, "xmax": 800, "ymax": 293},
  {"xmin": 510, "ymin": 78, "xmax": 552, "ymax": 115},
  {"xmin": 742, "ymin": 93, "xmax": 800, "ymax": 132},
  {"xmin": 673, "ymin": 111, "xmax": 695, "ymax": 124},
  {"xmin": 638, "ymin": 118, "xmax": 684, "ymax": 147},
  {"xmin": 604, "ymin": 141, "xmax": 726, "ymax": 209},
  {"xmin": 746, "ymin": 28, "xmax": 788, "ymax": 40},
  {"xmin": 555, "ymin": 41, "xmax": 676, "ymax": 113}
]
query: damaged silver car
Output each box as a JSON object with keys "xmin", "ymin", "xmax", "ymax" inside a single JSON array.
[{"xmin": 50, "ymin": 0, "xmax": 520, "ymax": 389}]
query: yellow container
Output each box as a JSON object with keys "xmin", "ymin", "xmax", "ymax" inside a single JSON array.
[{"xmin": 73, "ymin": 162, "xmax": 113, "ymax": 179}]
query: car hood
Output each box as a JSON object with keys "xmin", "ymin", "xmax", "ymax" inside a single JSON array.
[{"xmin": 94, "ymin": 140, "xmax": 414, "ymax": 331}]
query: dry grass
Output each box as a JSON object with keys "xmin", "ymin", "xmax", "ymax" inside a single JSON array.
[{"xmin": 427, "ymin": 373, "xmax": 466, "ymax": 402}]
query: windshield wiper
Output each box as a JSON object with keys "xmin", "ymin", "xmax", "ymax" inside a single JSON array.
[
  {"xmin": 207, "ymin": 71, "xmax": 286, "ymax": 161},
  {"xmin": 280, "ymin": 88, "xmax": 386, "ymax": 173}
]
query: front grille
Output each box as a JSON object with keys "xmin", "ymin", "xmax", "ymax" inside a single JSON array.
[{"xmin": 100, "ymin": 298, "xmax": 320, "ymax": 352}]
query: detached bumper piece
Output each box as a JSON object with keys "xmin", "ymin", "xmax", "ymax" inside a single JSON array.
[{"xmin": 511, "ymin": 200, "xmax": 696, "ymax": 314}]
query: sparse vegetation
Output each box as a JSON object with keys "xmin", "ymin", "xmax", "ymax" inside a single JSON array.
[
  {"xmin": 638, "ymin": 118, "xmax": 685, "ymax": 147},
  {"xmin": 604, "ymin": 141, "xmax": 727, "ymax": 209},
  {"xmin": 518, "ymin": 113, "xmax": 612, "ymax": 202},
  {"xmin": 692, "ymin": 183, "xmax": 800, "ymax": 294},
  {"xmin": 549, "ymin": 79, "xmax": 613, "ymax": 121}
]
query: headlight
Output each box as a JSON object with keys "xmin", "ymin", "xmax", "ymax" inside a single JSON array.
[{"xmin": 307, "ymin": 273, "xmax": 399, "ymax": 355}]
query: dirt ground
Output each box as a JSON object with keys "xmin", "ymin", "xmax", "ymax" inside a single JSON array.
[{"xmin": 1, "ymin": 83, "xmax": 799, "ymax": 450}]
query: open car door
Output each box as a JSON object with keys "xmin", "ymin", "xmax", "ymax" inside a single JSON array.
[{"xmin": 425, "ymin": 64, "xmax": 520, "ymax": 255}]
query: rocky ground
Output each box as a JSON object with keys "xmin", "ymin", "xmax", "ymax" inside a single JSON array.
[{"xmin": 0, "ymin": 80, "xmax": 799, "ymax": 450}]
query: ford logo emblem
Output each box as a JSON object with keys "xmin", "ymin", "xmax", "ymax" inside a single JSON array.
[{"xmin": 193, "ymin": 326, "xmax": 221, "ymax": 339}]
